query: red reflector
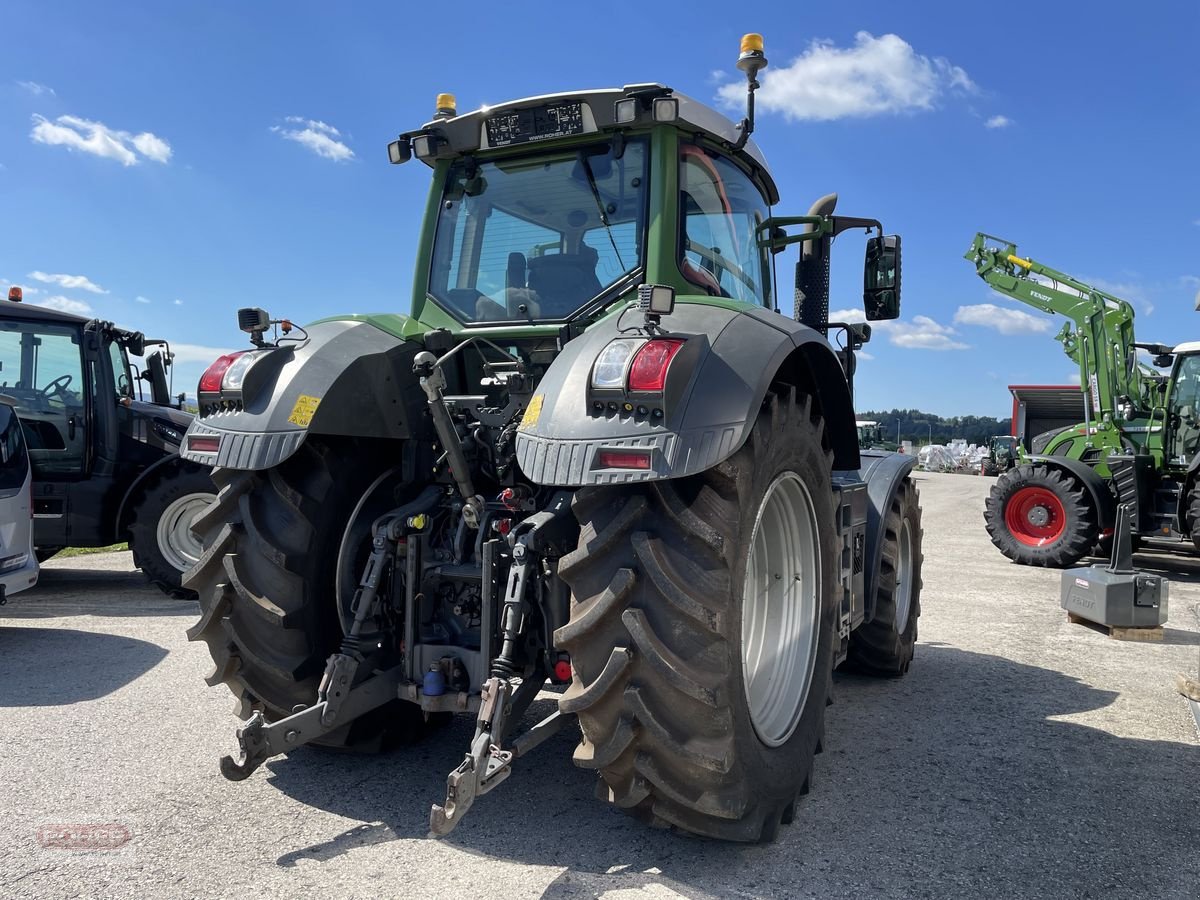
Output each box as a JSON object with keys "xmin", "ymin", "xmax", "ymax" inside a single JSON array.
[
  {"xmin": 198, "ymin": 351, "xmax": 246, "ymax": 393},
  {"xmin": 596, "ymin": 450, "xmax": 652, "ymax": 470},
  {"xmin": 553, "ymin": 660, "xmax": 572, "ymax": 682},
  {"xmin": 628, "ymin": 339, "xmax": 685, "ymax": 392},
  {"xmin": 188, "ymin": 436, "xmax": 220, "ymax": 454}
]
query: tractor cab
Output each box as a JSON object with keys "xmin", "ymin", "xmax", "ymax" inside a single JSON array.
[
  {"xmin": 389, "ymin": 75, "xmax": 902, "ymax": 337},
  {"xmin": 1163, "ymin": 344, "xmax": 1200, "ymax": 466}
]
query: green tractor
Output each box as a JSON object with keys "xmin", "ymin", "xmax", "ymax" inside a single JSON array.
[
  {"xmin": 980, "ymin": 435, "xmax": 1018, "ymax": 477},
  {"xmin": 181, "ymin": 36, "xmax": 924, "ymax": 841},
  {"xmin": 856, "ymin": 419, "xmax": 899, "ymax": 452},
  {"xmin": 968, "ymin": 234, "xmax": 1200, "ymax": 566}
]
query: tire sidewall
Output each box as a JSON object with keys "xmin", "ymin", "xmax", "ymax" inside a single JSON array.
[{"xmin": 725, "ymin": 411, "xmax": 838, "ymax": 803}]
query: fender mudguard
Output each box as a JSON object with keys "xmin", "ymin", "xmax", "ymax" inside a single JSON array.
[
  {"xmin": 516, "ymin": 302, "xmax": 859, "ymax": 486},
  {"xmin": 1025, "ymin": 454, "xmax": 1118, "ymax": 530},
  {"xmin": 181, "ymin": 319, "xmax": 431, "ymax": 471},
  {"xmin": 114, "ymin": 453, "xmax": 210, "ymax": 534},
  {"xmin": 850, "ymin": 450, "xmax": 917, "ymax": 625}
]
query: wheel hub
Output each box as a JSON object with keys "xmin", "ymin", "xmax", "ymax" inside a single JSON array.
[
  {"xmin": 1026, "ymin": 506, "xmax": 1050, "ymax": 528},
  {"xmin": 156, "ymin": 492, "xmax": 215, "ymax": 573},
  {"xmin": 741, "ymin": 472, "xmax": 821, "ymax": 748}
]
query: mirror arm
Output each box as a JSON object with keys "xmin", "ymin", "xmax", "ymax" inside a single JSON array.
[{"xmin": 829, "ymin": 216, "xmax": 882, "ymax": 238}]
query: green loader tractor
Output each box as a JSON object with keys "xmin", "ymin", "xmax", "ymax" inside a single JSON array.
[
  {"xmin": 968, "ymin": 234, "xmax": 1200, "ymax": 566},
  {"xmin": 181, "ymin": 37, "xmax": 925, "ymax": 842}
]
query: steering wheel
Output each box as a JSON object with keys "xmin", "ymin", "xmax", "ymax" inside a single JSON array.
[{"xmin": 39, "ymin": 373, "xmax": 73, "ymax": 398}]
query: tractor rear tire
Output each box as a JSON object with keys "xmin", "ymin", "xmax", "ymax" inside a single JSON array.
[
  {"xmin": 980, "ymin": 460, "xmax": 999, "ymax": 477},
  {"xmin": 556, "ymin": 386, "xmax": 838, "ymax": 842},
  {"xmin": 845, "ymin": 478, "xmax": 922, "ymax": 676},
  {"xmin": 184, "ymin": 438, "xmax": 431, "ymax": 749},
  {"xmin": 128, "ymin": 466, "xmax": 217, "ymax": 599},
  {"xmin": 984, "ymin": 464, "xmax": 1097, "ymax": 568}
]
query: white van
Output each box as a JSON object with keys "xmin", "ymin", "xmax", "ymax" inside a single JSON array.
[{"xmin": 0, "ymin": 399, "xmax": 38, "ymax": 602}]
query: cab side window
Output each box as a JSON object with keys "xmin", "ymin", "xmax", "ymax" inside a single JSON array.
[
  {"xmin": 0, "ymin": 322, "xmax": 87, "ymax": 476},
  {"xmin": 679, "ymin": 145, "xmax": 771, "ymax": 306}
]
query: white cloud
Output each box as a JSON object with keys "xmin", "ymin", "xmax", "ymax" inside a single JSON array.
[
  {"xmin": 173, "ymin": 299, "xmax": 183, "ymax": 306},
  {"xmin": 169, "ymin": 343, "xmax": 235, "ymax": 364},
  {"xmin": 271, "ymin": 117, "xmax": 354, "ymax": 161},
  {"xmin": 985, "ymin": 115, "xmax": 1012, "ymax": 129},
  {"xmin": 830, "ymin": 307, "xmax": 867, "ymax": 324},
  {"xmin": 135, "ymin": 295, "xmax": 151, "ymax": 304},
  {"xmin": 17, "ymin": 80, "xmax": 55, "ymax": 96},
  {"xmin": 30, "ymin": 114, "xmax": 172, "ymax": 166},
  {"xmin": 954, "ymin": 303, "xmax": 1050, "ymax": 335},
  {"xmin": 35, "ymin": 295, "xmax": 93, "ymax": 315},
  {"xmin": 887, "ymin": 315, "xmax": 969, "ymax": 351},
  {"xmin": 717, "ymin": 32, "xmax": 975, "ymax": 122},
  {"xmin": 28, "ymin": 270, "xmax": 107, "ymax": 294}
]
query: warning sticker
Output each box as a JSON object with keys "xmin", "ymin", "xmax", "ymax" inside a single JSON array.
[
  {"xmin": 520, "ymin": 394, "xmax": 544, "ymax": 429},
  {"xmin": 287, "ymin": 394, "xmax": 321, "ymax": 427},
  {"xmin": 1075, "ymin": 578, "xmax": 1090, "ymax": 588}
]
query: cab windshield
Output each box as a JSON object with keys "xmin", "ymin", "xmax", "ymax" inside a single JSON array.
[{"xmin": 428, "ymin": 139, "xmax": 647, "ymax": 323}]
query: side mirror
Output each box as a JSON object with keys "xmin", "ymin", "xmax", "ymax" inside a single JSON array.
[{"xmin": 864, "ymin": 234, "xmax": 901, "ymax": 321}]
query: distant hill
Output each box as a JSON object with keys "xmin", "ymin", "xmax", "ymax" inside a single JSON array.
[{"xmin": 856, "ymin": 408, "xmax": 1013, "ymax": 446}]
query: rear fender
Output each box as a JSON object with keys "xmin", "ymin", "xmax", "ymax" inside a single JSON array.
[
  {"xmin": 182, "ymin": 319, "xmax": 432, "ymax": 471},
  {"xmin": 515, "ymin": 301, "xmax": 859, "ymax": 486},
  {"xmin": 1025, "ymin": 454, "xmax": 1117, "ymax": 530},
  {"xmin": 852, "ymin": 450, "xmax": 917, "ymax": 624}
]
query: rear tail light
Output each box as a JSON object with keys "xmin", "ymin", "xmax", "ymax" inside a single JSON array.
[
  {"xmin": 198, "ymin": 351, "xmax": 246, "ymax": 394},
  {"xmin": 595, "ymin": 449, "xmax": 652, "ymax": 470},
  {"xmin": 628, "ymin": 339, "xmax": 685, "ymax": 392}
]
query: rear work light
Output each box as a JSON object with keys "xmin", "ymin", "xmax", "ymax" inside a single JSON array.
[
  {"xmin": 198, "ymin": 351, "xmax": 247, "ymax": 394},
  {"xmin": 596, "ymin": 449, "xmax": 652, "ymax": 470},
  {"xmin": 628, "ymin": 339, "xmax": 685, "ymax": 392}
]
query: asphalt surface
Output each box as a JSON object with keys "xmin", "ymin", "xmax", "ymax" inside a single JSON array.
[{"xmin": 2, "ymin": 471, "xmax": 1198, "ymax": 899}]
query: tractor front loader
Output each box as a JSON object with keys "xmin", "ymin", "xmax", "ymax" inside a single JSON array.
[
  {"xmin": 181, "ymin": 36, "xmax": 924, "ymax": 842},
  {"xmin": 967, "ymin": 233, "xmax": 1200, "ymax": 567}
]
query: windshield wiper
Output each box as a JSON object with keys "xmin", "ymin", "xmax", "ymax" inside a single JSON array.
[{"xmin": 578, "ymin": 151, "xmax": 625, "ymax": 272}]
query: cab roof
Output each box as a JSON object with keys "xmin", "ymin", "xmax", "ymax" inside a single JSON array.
[
  {"xmin": 411, "ymin": 84, "xmax": 780, "ymax": 204},
  {"xmin": 1, "ymin": 298, "xmax": 89, "ymax": 326}
]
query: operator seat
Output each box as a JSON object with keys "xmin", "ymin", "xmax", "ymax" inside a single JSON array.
[{"xmin": 526, "ymin": 244, "xmax": 602, "ymax": 317}]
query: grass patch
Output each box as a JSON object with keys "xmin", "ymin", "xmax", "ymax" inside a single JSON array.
[{"xmin": 56, "ymin": 543, "xmax": 129, "ymax": 557}]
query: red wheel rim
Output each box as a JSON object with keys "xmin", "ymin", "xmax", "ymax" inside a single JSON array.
[{"xmin": 1004, "ymin": 486, "xmax": 1067, "ymax": 547}]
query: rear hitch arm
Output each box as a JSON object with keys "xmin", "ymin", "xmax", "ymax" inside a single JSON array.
[{"xmin": 219, "ymin": 664, "xmax": 405, "ymax": 781}]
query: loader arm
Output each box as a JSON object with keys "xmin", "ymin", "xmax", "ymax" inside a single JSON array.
[{"xmin": 965, "ymin": 233, "xmax": 1153, "ymax": 427}]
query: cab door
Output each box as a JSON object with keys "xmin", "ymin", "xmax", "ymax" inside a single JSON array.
[{"xmin": 0, "ymin": 319, "xmax": 90, "ymax": 546}]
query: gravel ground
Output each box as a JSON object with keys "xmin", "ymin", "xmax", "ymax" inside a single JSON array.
[{"xmin": 1, "ymin": 471, "xmax": 1197, "ymax": 899}]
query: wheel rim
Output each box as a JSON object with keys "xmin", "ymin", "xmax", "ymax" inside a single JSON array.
[
  {"xmin": 156, "ymin": 492, "xmax": 215, "ymax": 572},
  {"xmin": 894, "ymin": 517, "xmax": 914, "ymax": 630},
  {"xmin": 1004, "ymin": 486, "xmax": 1067, "ymax": 547},
  {"xmin": 741, "ymin": 471, "xmax": 821, "ymax": 748}
]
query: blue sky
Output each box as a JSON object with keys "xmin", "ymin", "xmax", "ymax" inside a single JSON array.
[{"xmin": 1, "ymin": 1, "xmax": 1197, "ymax": 416}]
